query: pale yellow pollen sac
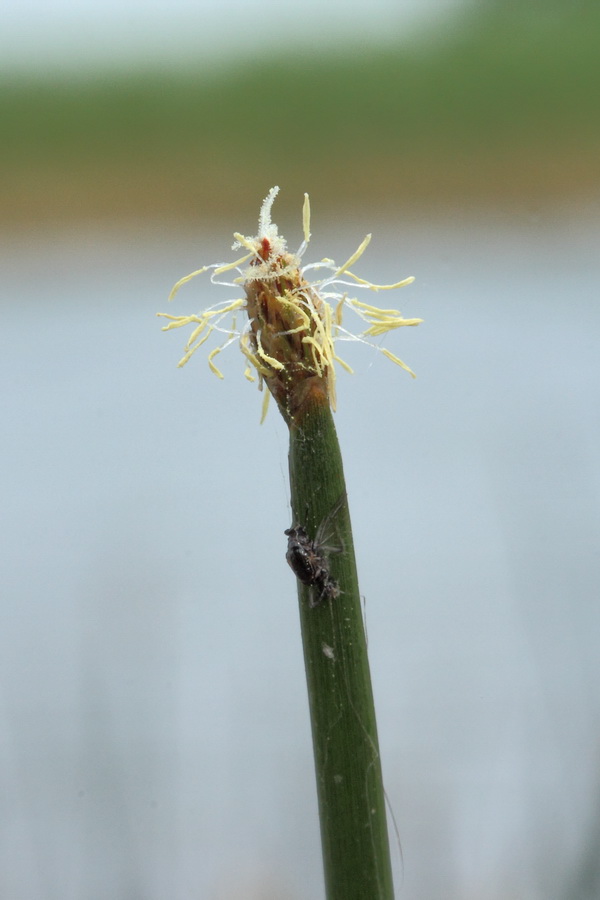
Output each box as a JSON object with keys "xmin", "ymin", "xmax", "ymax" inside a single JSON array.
[
  {"xmin": 215, "ymin": 251, "xmax": 255, "ymax": 274},
  {"xmin": 302, "ymin": 335, "xmax": 327, "ymax": 376},
  {"xmin": 157, "ymin": 187, "xmax": 422, "ymax": 420},
  {"xmin": 207, "ymin": 346, "xmax": 226, "ymax": 379},
  {"xmin": 348, "ymin": 298, "xmax": 423, "ymax": 337},
  {"xmin": 186, "ymin": 321, "xmax": 209, "ymax": 347},
  {"xmin": 159, "ymin": 314, "xmax": 197, "ymax": 330},
  {"xmin": 302, "ymin": 193, "xmax": 311, "ymax": 245},
  {"xmin": 240, "ymin": 332, "xmax": 270, "ymax": 378},
  {"xmin": 334, "ymin": 234, "xmax": 372, "ymax": 278},
  {"xmin": 333, "ymin": 353, "xmax": 354, "ymax": 375},
  {"xmin": 177, "ymin": 324, "xmax": 214, "ymax": 367},
  {"xmin": 230, "ymin": 234, "xmax": 259, "ymax": 258},
  {"xmin": 168, "ymin": 267, "xmax": 209, "ymax": 301},
  {"xmin": 380, "ymin": 348, "xmax": 417, "ymax": 378},
  {"xmin": 260, "ymin": 389, "xmax": 271, "ymax": 424},
  {"xmin": 344, "ymin": 272, "xmax": 416, "ymax": 291},
  {"xmin": 255, "ymin": 332, "xmax": 285, "ymax": 372}
]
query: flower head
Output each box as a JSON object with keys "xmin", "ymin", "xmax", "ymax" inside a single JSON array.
[{"xmin": 158, "ymin": 187, "xmax": 422, "ymax": 424}]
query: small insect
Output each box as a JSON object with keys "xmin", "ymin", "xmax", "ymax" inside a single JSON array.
[{"xmin": 284, "ymin": 495, "xmax": 344, "ymax": 607}]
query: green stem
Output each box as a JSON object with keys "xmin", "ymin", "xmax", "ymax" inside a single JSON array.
[{"xmin": 288, "ymin": 395, "xmax": 394, "ymax": 900}]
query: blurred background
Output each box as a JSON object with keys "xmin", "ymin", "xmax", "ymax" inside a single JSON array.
[{"xmin": 2, "ymin": 0, "xmax": 600, "ymax": 897}]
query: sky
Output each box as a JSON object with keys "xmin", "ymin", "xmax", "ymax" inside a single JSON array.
[{"xmin": 2, "ymin": 0, "xmax": 468, "ymax": 72}]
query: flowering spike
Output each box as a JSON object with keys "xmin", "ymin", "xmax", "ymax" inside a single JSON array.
[{"xmin": 158, "ymin": 189, "xmax": 421, "ymax": 423}]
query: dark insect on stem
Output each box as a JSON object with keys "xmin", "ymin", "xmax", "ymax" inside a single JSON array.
[{"xmin": 284, "ymin": 495, "xmax": 344, "ymax": 608}]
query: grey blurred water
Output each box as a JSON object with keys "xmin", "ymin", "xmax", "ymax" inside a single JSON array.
[{"xmin": 1, "ymin": 207, "xmax": 599, "ymax": 899}]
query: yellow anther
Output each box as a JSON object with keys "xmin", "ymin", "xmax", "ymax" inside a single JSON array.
[
  {"xmin": 214, "ymin": 252, "xmax": 255, "ymax": 274},
  {"xmin": 350, "ymin": 299, "xmax": 416, "ymax": 317},
  {"xmin": 363, "ymin": 318, "xmax": 423, "ymax": 337},
  {"xmin": 343, "ymin": 272, "xmax": 415, "ymax": 291},
  {"xmin": 186, "ymin": 325, "xmax": 213, "ymax": 352},
  {"xmin": 231, "ymin": 233, "xmax": 259, "ymax": 253},
  {"xmin": 256, "ymin": 332, "xmax": 284, "ymax": 371},
  {"xmin": 207, "ymin": 346, "xmax": 225, "ymax": 379},
  {"xmin": 168, "ymin": 267, "xmax": 209, "ymax": 301},
  {"xmin": 334, "ymin": 234, "xmax": 371, "ymax": 277},
  {"xmin": 333, "ymin": 353, "xmax": 354, "ymax": 375},
  {"xmin": 260, "ymin": 389, "xmax": 270, "ymax": 424},
  {"xmin": 380, "ymin": 348, "xmax": 417, "ymax": 377},
  {"xmin": 157, "ymin": 312, "xmax": 202, "ymax": 331},
  {"xmin": 302, "ymin": 335, "xmax": 327, "ymax": 376},
  {"xmin": 186, "ymin": 321, "xmax": 208, "ymax": 347},
  {"xmin": 302, "ymin": 193, "xmax": 311, "ymax": 245}
]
